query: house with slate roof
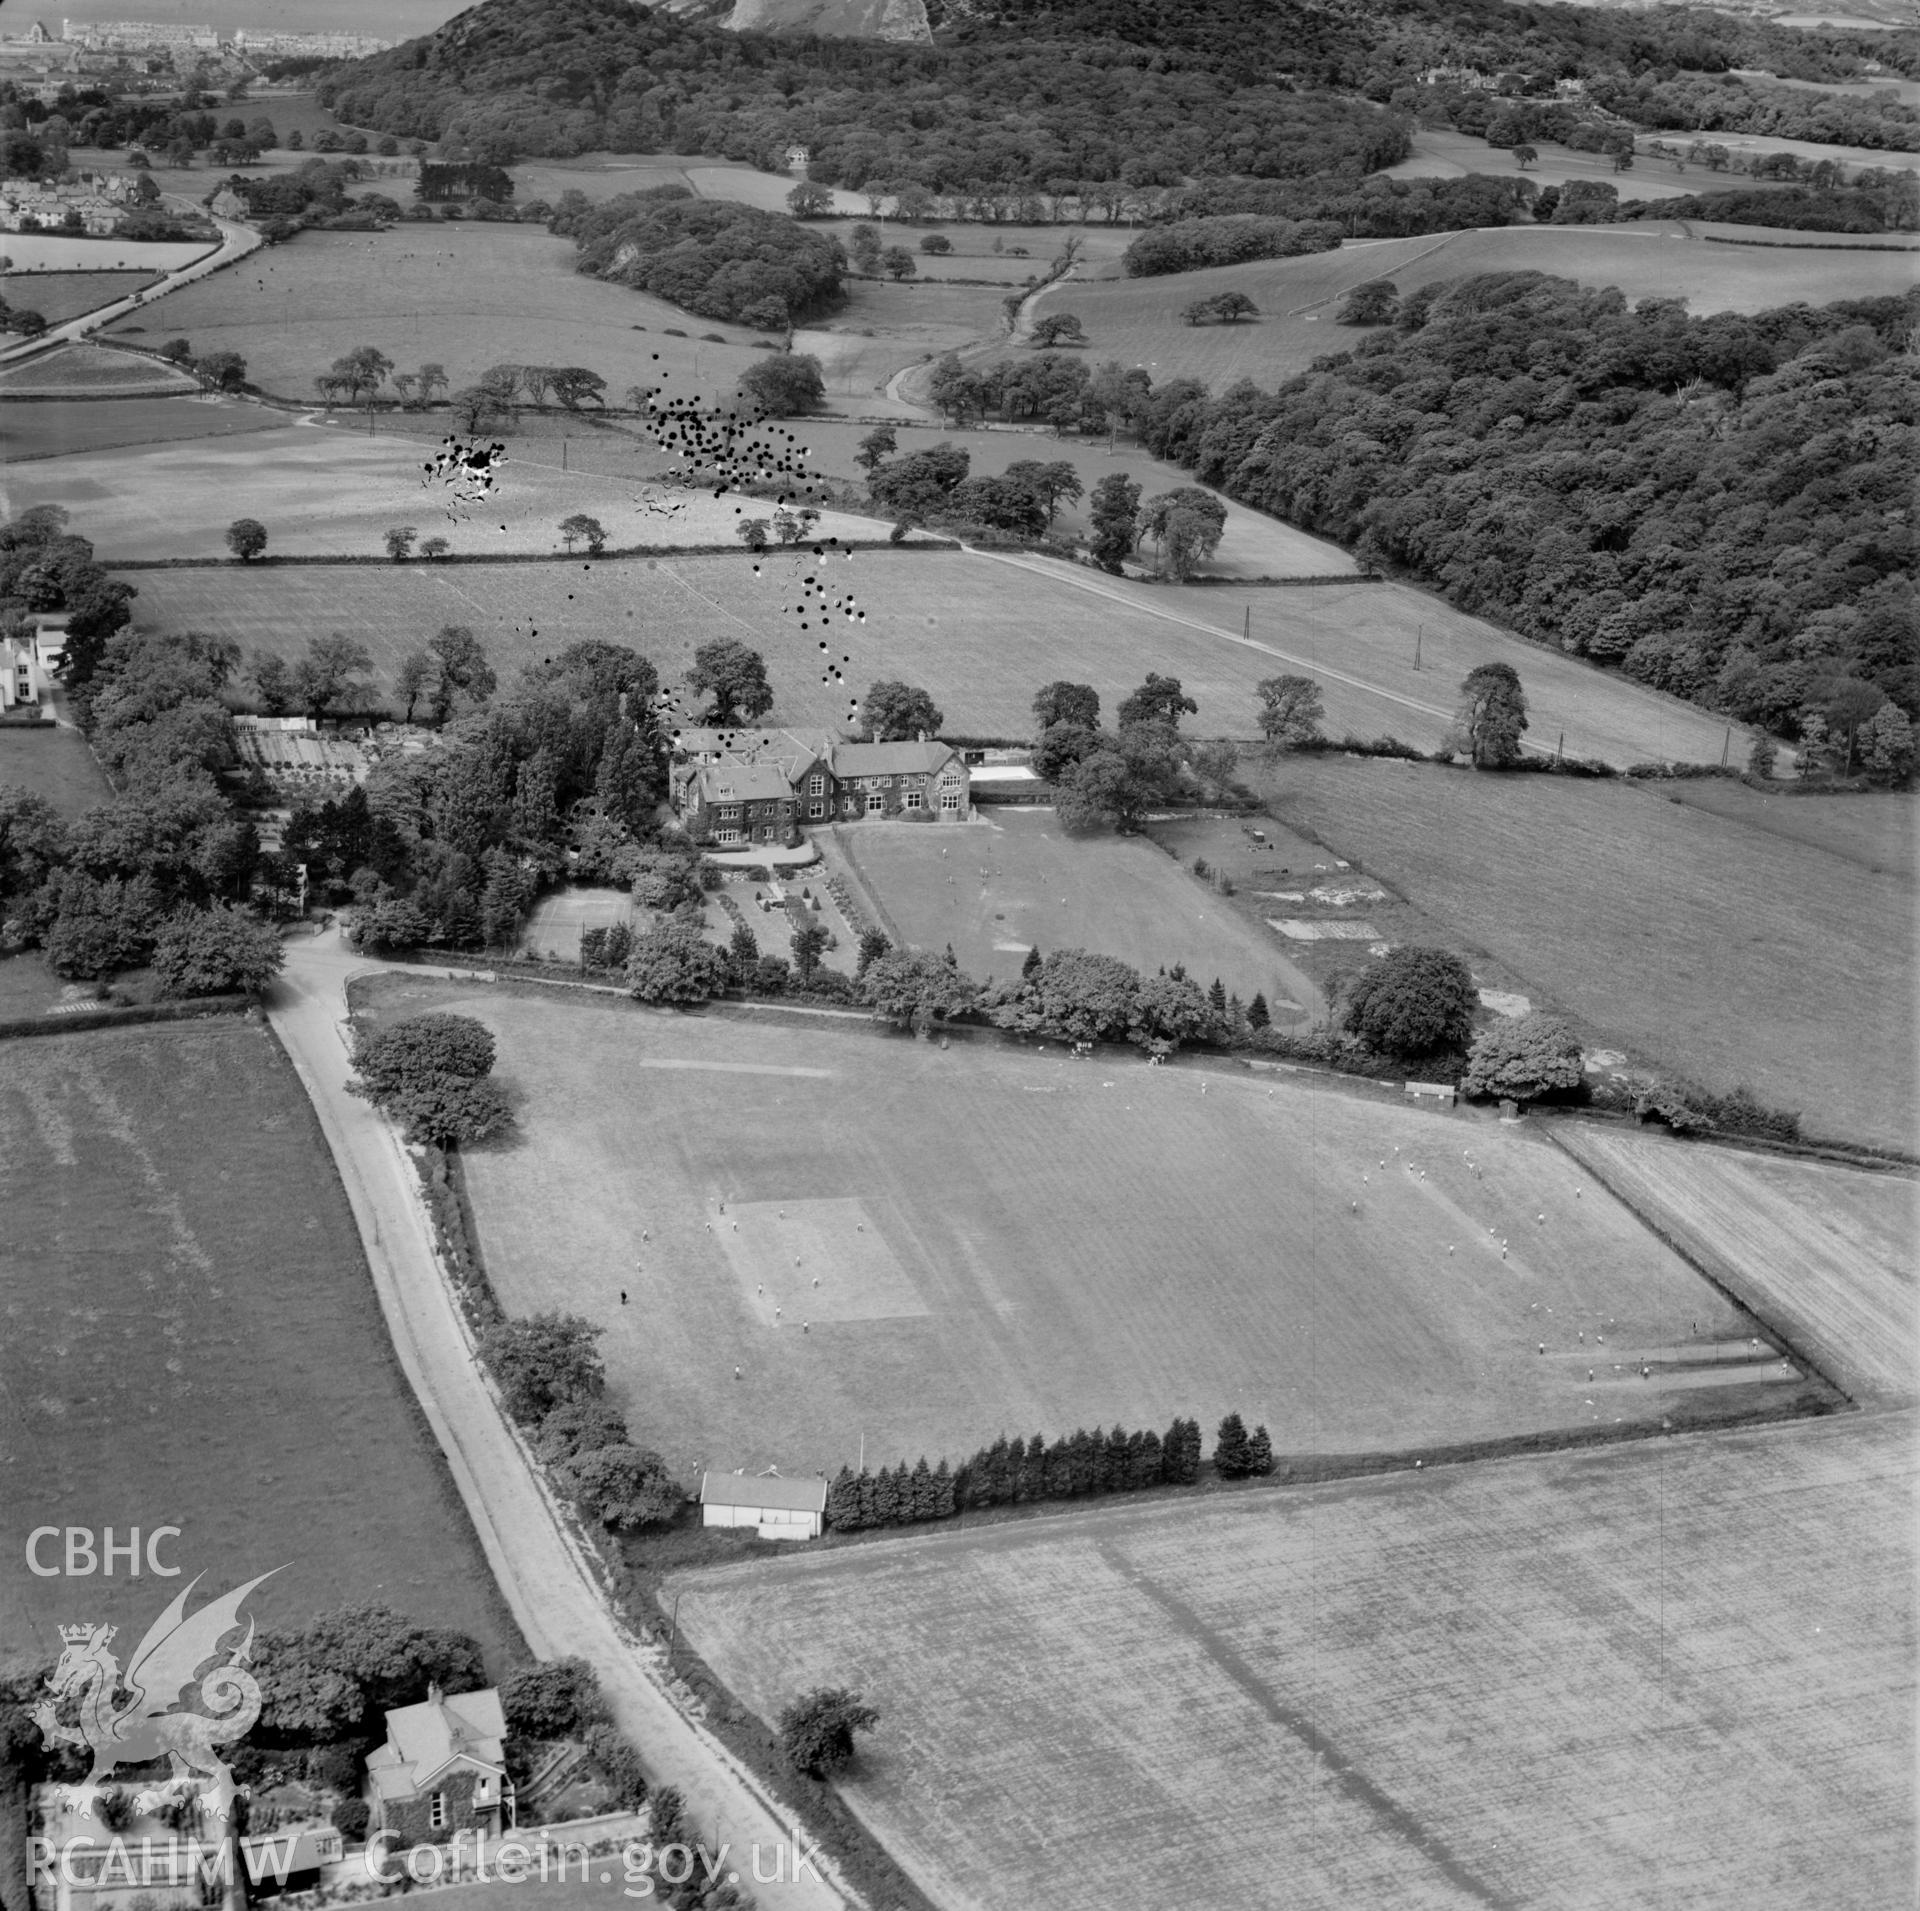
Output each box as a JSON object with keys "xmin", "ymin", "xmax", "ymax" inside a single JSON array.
[
  {"xmin": 364, "ymin": 1684, "xmax": 514, "ymax": 1844},
  {"xmin": 669, "ymin": 726, "xmax": 969, "ymax": 845}
]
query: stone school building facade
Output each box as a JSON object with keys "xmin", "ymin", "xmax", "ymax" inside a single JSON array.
[{"xmin": 672, "ymin": 728, "xmax": 970, "ymax": 847}]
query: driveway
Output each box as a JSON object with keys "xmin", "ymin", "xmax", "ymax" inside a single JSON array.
[{"xmin": 266, "ymin": 927, "xmax": 856, "ymax": 1909}]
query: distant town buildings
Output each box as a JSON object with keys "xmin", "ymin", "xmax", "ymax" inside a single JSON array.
[
  {"xmin": 61, "ymin": 17, "xmax": 221, "ymax": 49},
  {"xmin": 232, "ymin": 27, "xmax": 391, "ymax": 58},
  {"xmin": 55, "ymin": 18, "xmax": 389, "ymax": 56}
]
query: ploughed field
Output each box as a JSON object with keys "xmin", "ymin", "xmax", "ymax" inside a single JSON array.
[
  {"xmin": 0, "ymin": 1020, "xmax": 519, "ymax": 1666},
  {"xmin": 356, "ymin": 976, "xmax": 1814, "ymax": 1492},
  {"xmin": 665, "ymin": 1405, "xmax": 1916, "ymax": 1911}
]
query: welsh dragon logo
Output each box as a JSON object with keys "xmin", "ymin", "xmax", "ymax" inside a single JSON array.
[{"xmin": 33, "ymin": 1570, "xmax": 281, "ymax": 1822}]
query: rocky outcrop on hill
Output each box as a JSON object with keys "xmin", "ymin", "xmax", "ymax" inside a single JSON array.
[{"xmin": 725, "ymin": 0, "xmax": 931, "ymax": 39}]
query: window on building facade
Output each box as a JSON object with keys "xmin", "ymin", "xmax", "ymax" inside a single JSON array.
[
  {"xmin": 809, "ymin": 802, "xmax": 825, "ymax": 819},
  {"xmin": 941, "ymin": 792, "xmax": 961, "ymax": 811},
  {"xmin": 716, "ymin": 828, "xmax": 745, "ymax": 845},
  {"xmin": 808, "ymin": 774, "xmax": 824, "ymax": 796},
  {"xmin": 904, "ymin": 790, "xmax": 924, "ymax": 810},
  {"xmin": 429, "ymin": 1794, "xmax": 448, "ymax": 1830},
  {"xmin": 867, "ymin": 792, "xmax": 885, "ymax": 814},
  {"xmin": 718, "ymin": 805, "xmax": 740, "ymax": 821},
  {"xmin": 940, "ymin": 768, "xmax": 961, "ymax": 786}
]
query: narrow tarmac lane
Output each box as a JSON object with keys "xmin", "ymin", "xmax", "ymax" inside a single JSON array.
[{"xmin": 266, "ymin": 928, "xmax": 856, "ymax": 1910}]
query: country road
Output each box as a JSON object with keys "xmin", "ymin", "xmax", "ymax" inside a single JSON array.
[
  {"xmin": 266, "ymin": 929, "xmax": 858, "ymax": 1911},
  {"xmin": 0, "ymin": 208, "xmax": 262, "ymax": 367}
]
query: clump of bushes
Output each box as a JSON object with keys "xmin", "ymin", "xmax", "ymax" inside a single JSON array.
[{"xmin": 1461, "ymin": 1013, "xmax": 1586, "ymax": 1105}]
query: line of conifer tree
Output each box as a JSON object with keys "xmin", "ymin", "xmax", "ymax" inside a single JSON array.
[{"xmin": 825, "ymin": 1414, "xmax": 1273, "ymax": 1533}]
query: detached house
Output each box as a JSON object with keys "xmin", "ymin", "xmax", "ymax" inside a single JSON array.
[
  {"xmin": 364, "ymin": 1684, "xmax": 514, "ymax": 1845},
  {"xmin": 671, "ymin": 727, "xmax": 970, "ymax": 846}
]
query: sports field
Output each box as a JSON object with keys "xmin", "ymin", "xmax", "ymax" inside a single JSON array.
[
  {"xmin": 0, "ymin": 1019, "xmax": 520, "ymax": 1669},
  {"xmin": 1035, "ymin": 221, "xmax": 1918, "ymax": 397},
  {"xmin": 1251, "ymin": 755, "xmax": 1917, "ymax": 1152},
  {"xmin": 118, "ymin": 547, "xmax": 1743, "ymax": 765},
  {"xmin": 95, "ymin": 223, "xmax": 778, "ymax": 413},
  {"xmin": 829, "ymin": 811, "xmax": 1328, "ymax": 1024},
  {"xmin": 1551, "ymin": 1126, "xmax": 1917, "ymax": 1402},
  {"xmin": 665, "ymin": 1405, "xmax": 1915, "ymax": 1911},
  {"xmin": 357, "ymin": 976, "xmax": 1807, "ymax": 1489}
]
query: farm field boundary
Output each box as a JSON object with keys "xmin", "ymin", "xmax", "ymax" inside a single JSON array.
[
  {"xmin": 663, "ymin": 1405, "xmax": 1917, "ymax": 1911},
  {"xmin": 1548, "ymin": 1122, "xmax": 1917, "ymax": 1404},
  {"xmin": 0, "ymin": 991, "xmax": 251, "ymax": 1043}
]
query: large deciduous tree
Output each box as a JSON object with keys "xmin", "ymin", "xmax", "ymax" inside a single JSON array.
[
  {"xmin": 737, "ymin": 353, "xmax": 825, "ymax": 417},
  {"xmin": 1255, "ymin": 674, "xmax": 1325, "ymax": 747},
  {"xmin": 151, "ymin": 903, "xmax": 284, "ymax": 996},
  {"xmin": 1451, "ymin": 662, "xmax": 1529, "ymax": 768},
  {"xmin": 860, "ymin": 680, "xmax": 943, "ymax": 741},
  {"xmin": 477, "ymin": 1312, "xmax": 606, "ymax": 1426},
  {"xmin": 1461, "ymin": 1012, "xmax": 1585, "ymax": 1102},
  {"xmin": 1088, "ymin": 472, "xmax": 1141, "ymax": 572},
  {"xmin": 626, "ymin": 926, "xmax": 732, "ymax": 1004},
  {"xmin": 1032, "ymin": 681, "xmax": 1100, "ymax": 732},
  {"xmin": 779, "ymin": 1688, "xmax": 878, "ymax": 1778},
  {"xmin": 687, "ymin": 639, "xmax": 773, "ymax": 724},
  {"xmin": 1341, "ymin": 946, "xmax": 1477, "ymax": 1060},
  {"xmin": 859, "ymin": 948, "xmax": 977, "ymax": 1035},
  {"xmin": 226, "ymin": 518, "xmax": 267, "ymax": 562}
]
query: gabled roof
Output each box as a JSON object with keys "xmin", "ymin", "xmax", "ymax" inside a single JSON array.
[
  {"xmin": 828, "ymin": 740, "xmax": 958, "ymax": 778},
  {"xmin": 674, "ymin": 725, "xmax": 832, "ymax": 761},
  {"xmin": 700, "ymin": 1471, "xmax": 828, "ymax": 1513},
  {"xmin": 365, "ymin": 1687, "xmax": 506, "ymax": 1800},
  {"xmin": 694, "ymin": 762, "xmax": 795, "ymax": 804}
]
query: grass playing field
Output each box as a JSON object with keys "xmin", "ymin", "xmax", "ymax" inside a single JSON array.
[
  {"xmin": 664, "ymin": 1405, "xmax": 1915, "ymax": 1911},
  {"xmin": 114, "ymin": 546, "xmax": 1744, "ymax": 767},
  {"xmin": 1550, "ymin": 1126, "xmax": 1917, "ymax": 1403},
  {"xmin": 1034, "ymin": 221, "xmax": 1919, "ymax": 399},
  {"xmin": 0, "ymin": 1019, "xmax": 521, "ymax": 1670},
  {"xmin": 827, "ymin": 810, "xmax": 1328, "ymax": 1024},
  {"xmin": 354, "ymin": 974, "xmax": 1807, "ymax": 1491},
  {"xmin": 1249, "ymin": 755, "xmax": 1918, "ymax": 1152}
]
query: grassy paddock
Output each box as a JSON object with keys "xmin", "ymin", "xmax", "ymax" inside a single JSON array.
[
  {"xmin": 30, "ymin": 421, "xmax": 903, "ymax": 562},
  {"xmin": 356, "ymin": 974, "xmax": 1798, "ymax": 1491},
  {"xmin": 115, "ymin": 548, "xmax": 1742, "ymax": 766},
  {"xmin": 3, "ymin": 270, "xmax": 159, "ymax": 326},
  {"xmin": 96, "ymin": 223, "xmax": 778, "ymax": 413},
  {"xmin": 1039, "ymin": 221, "xmax": 1919, "ymax": 399},
  {"xmin": 1250, "ymin": 754, "xmax": 1916, "ymax": 1152},
  {"xmin": 0, "ymin": 343, "xmax": 196, "ymax": 398},
  {"xmin": 0, "ymin": 721, "xmax": 114, "ymax": 814},
  {"xmin": 664, "ymin": 1406, "xmax": 1915, "ymax": 1911},
  {"xmin": 0, "ymin": 1019, "xmax": 521, "ymax": 1669},
  {"xmin": 3, "ymin": 391, "xmax": 291, "ymax": 461},
  {"xmin": 830, "ymin": 810, "xmax": 1329, "ymax": 1023}
]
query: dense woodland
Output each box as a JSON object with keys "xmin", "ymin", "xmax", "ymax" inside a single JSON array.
[
  {"xmin": 567, "ymin": 187, "xmax": 846, "ymax": 325},
  {"xmin": 324, "ymin": 0, "xmax": 1915, "ymax": 183},
  {"xmin": 1104, "ymin": 273, "xmax": 1917, "ymax": 727}
]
